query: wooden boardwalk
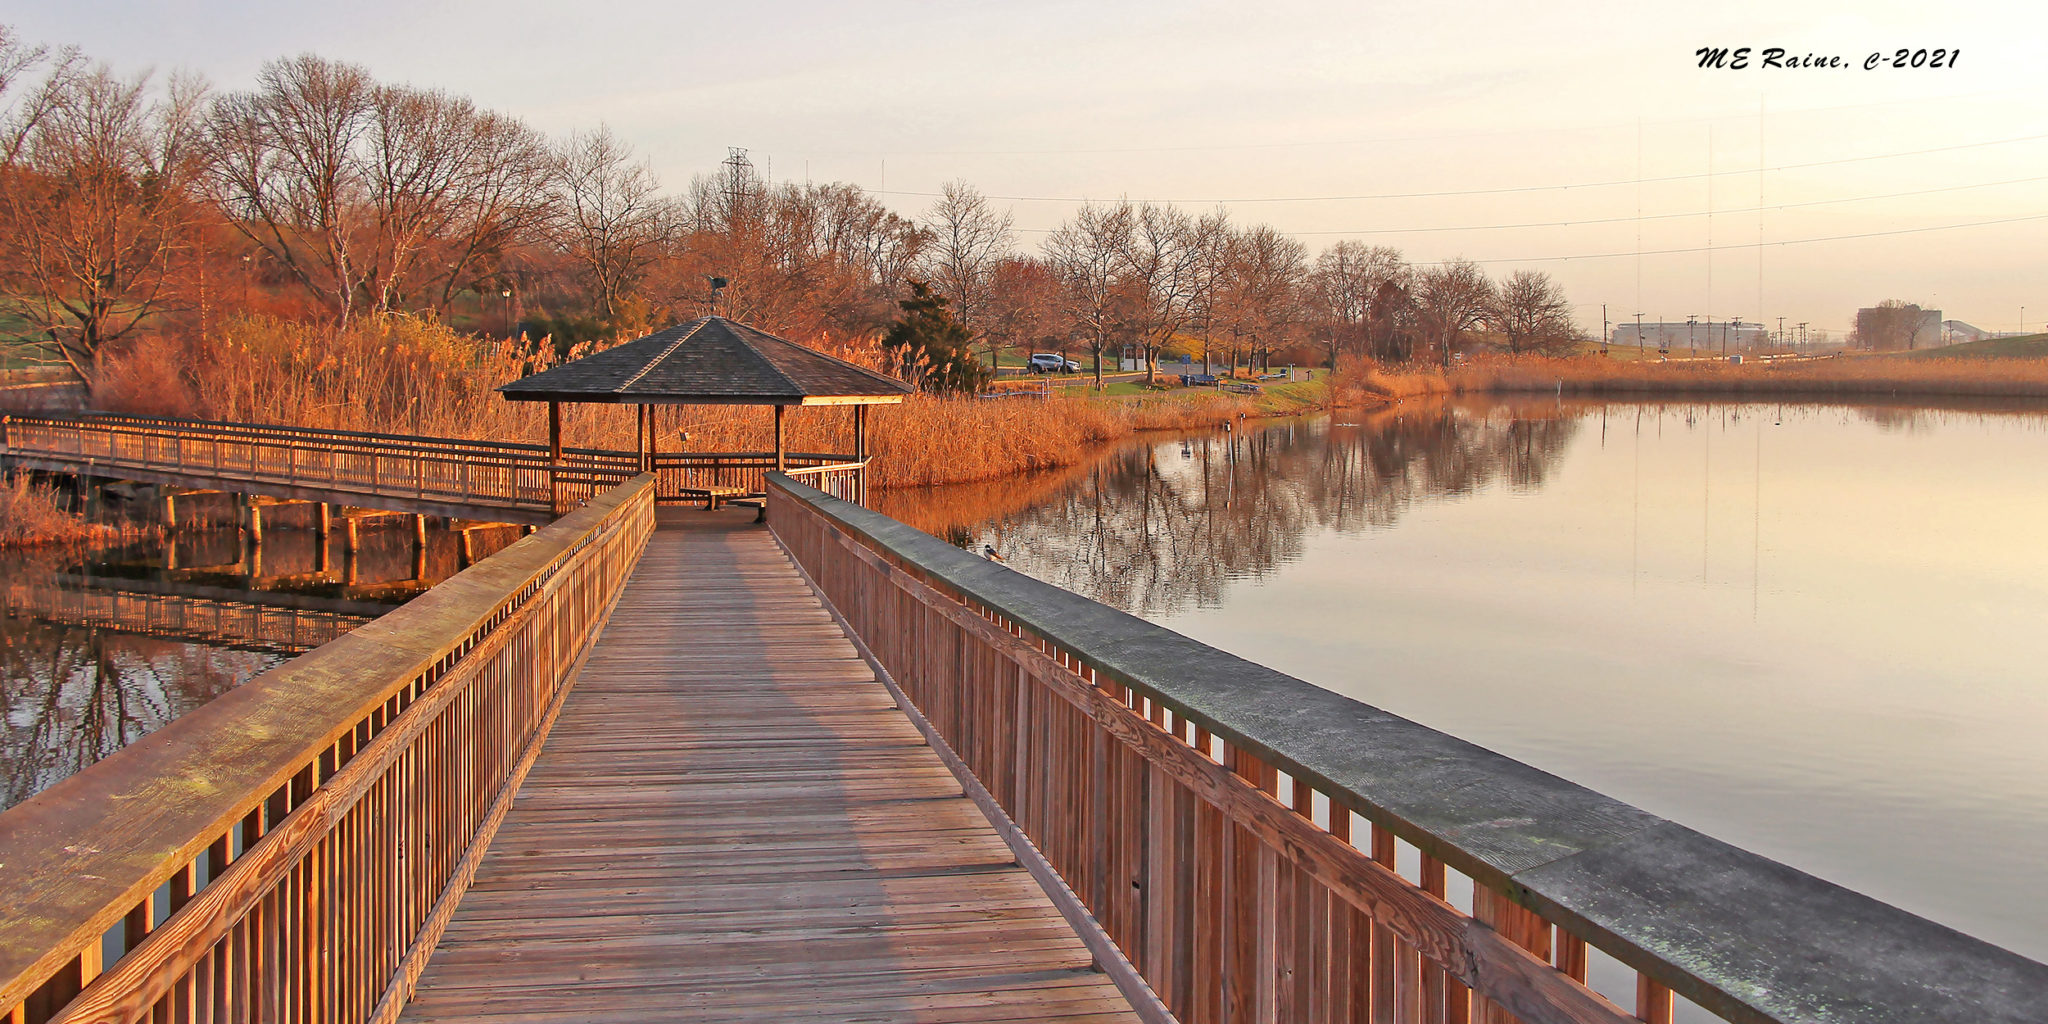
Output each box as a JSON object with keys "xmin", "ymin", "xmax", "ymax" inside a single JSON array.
[{"xmin": 401, "ymin": 512, "xmax": 1139, "ymax": 1024}]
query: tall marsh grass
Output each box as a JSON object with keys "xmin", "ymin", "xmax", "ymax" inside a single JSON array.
[
  {"xmin": 90, "ymin": 316, "xmax": 1290, "ymax": 489},
  {"xmin": 0, "ymin": 474, "xmax": 109, "ymax": 548},
  {"xmin": 1445, "ymin": 354, "xmax": 2048, "ymax": 399}
]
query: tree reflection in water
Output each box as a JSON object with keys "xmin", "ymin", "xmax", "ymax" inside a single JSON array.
[
  {"xmin": 1, "ymin": 617, "xmax": 280, "ymax": 809},
  {"xmin": 883, "ymin": 400, "xmax": 1580, "ymax": 617}
]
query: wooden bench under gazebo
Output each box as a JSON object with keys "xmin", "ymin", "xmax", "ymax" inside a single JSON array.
[{"xmin": 498, "ymin": 316, "xmax": 910, "ymax": 514}]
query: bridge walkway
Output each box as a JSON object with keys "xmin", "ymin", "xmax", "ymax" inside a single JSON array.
[{"xmin": 399, "ymin": 511, "xmax": 1138, "ymax": 1024}]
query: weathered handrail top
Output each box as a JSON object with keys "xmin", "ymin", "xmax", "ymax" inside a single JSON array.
[
  {"xmin": 767, "ymin": 473, "xmax": 2048, "ymax": 1024},
  {"xmin": 4, "ymin": 411, "xmax": 862, "ymax": 468},
  {"xmin": 2, "ymin": 410, "xmax": 560, "ymax": 455},
  {"xmin": 0, "ymin": 475, "xmax": 657, "ymax": 1009}
]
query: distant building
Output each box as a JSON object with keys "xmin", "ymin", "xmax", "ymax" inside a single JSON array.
[
  {"xmin": 1608, "ymin": 321, "xmax": 1767, "ymax": 351},
  {"xmin": 1942, "ymin": 320, "xmax": 1993, "ymax": 344}
]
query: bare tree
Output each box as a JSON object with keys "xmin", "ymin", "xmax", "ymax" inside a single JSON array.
[
  {"xmin": 550, "ymin": 125, "xmax": 672, "ymax": 323},
  {"xmin": 0, "ymin": 62, "xmax": 209, "ymax": 379},
  {"xmin": 1490, "ymin": 269, "xmax": 1578, "ymax": 355},
  {"xmin": 983, "ymin": 257, "xmax": 1064, "ymax": 365},
  {"xmin": 209, "ymin": 55, "xmax": 557, "ymax": 323},
  {"xmin": 1307, "ymin": 241, "xmax": 1405, "ymax": 364},
  {"xmin": 1044, "ymin": 201, "xmax": 1136, "ymax": 389},
  {"xmin": 206, "ymin": 55, "xmax": 377, "ymax": 322},
  {"xmin": 920, "ymin": 180, "xmax": 1013, "ymax": 370},
  {"xmin": 1852, "ymin": 299, "xmax": 1930, "ymax": 351},
  {"xmin": 1212, "ymin": 224, "xmax": 1306, "ymax": 375},
  {"xmin": 1120, "ymin": 204, "xmax": 1222, "ymax": 385},
  {"xmin": 1413, "ymin": 258, "xmax": 1493, "ymax": 368}
]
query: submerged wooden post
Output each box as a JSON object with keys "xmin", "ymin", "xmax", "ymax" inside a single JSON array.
[
  {"xmin": 161, "ymin": 491, "xmax": 177, "ymax": 529},
  {"xmin": 548, "ymin": 400, "xmax": 562, "ymax": 513}
]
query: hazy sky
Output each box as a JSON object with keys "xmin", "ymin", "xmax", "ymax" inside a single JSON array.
[{"xmin": 17, "ymin": 0, "xmax": 2048, "ymax": 337}]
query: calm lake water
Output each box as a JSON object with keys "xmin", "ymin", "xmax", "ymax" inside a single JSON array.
[
  {"xmin": 881, "ymin": 398, "xmax": 2048, "ymax": 966},
  {"xmin": 2, "ymin": 510, "xmax": 521, "ymax": 810}
]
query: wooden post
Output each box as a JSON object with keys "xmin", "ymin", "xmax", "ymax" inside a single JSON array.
[
  {"xmin": 316, "ymin": 502, "xmax": 331, "ymax": 538},
  {"xmin": 854, "ymin": 404, "xmax": 868, "ymax": 506},
  {"xmin": 245, "ymin": 496, "xmax": 263, "ymax": 543},
  {"xmin": 773, "ymin": 404, "xmax": 787, "ymax": 473},
  {"xmin": 161, "ymin": 491, "xmax": 177, "ymax": 529},
  {"xmin": 647, "ymin": 404, "xmax": 660, "ymax": 486},
  {"xmin": 636, "ymin": 405, "xmax": 649, "ymax": 472},
  {"xmin": 547, "ymin": 401, "xmax": 562, "ymax": 513}
]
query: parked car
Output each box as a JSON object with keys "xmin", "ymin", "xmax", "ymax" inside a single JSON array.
[{"xmin": 1028, "ymin": 353, "xmax": 1077, "ymax": 374}]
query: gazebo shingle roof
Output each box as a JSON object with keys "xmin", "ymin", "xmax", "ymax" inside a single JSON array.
[{"xmin": 498, "ymin": 316, "xmax": 911, "ymax": 405}]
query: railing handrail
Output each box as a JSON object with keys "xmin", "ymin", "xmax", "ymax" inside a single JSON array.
[
  {"xmin": 765, "ymin": 472, "xmax": 2048, "ymax": 1024},
  {"xmin": 2, "ymin": 411, "xmax": 557, "ymax": 456},
  {"xmin": 0, "ymin": 475, "xmax": 656, "ymax": 1015}
]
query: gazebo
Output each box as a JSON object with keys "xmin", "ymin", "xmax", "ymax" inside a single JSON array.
[{"xmin": 498, "ymin": 316, "xmax": 911, "ymax": 512}]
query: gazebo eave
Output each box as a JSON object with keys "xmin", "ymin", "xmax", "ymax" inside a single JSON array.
[{"xmin": 498, "ymin": 392, "xmax": 905, "ymax": 407}]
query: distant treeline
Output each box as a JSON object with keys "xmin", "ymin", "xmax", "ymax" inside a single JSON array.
[{"xmin": 0, "ymin": 25, "xmax": 1584, "ymax": 386}]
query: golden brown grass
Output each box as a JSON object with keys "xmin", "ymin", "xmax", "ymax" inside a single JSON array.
[
  {"xmin": 0, "ymin": 473, "xmax": 111, "ymax": 548},
  {"xmin": 89, "ymin": 316, "xmax": 1307, "ymax": 490},
  {"xmin": 1443, "ymin": 353, "xmax": 2048, "ymax": 399}
]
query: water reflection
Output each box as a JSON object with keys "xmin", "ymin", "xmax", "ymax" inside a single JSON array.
[
  {"xmin": 885, "ymin": 401, "xmax": 1581, "ymax": 616},
  {"xmin": 1, "ymin": 617, "xmax": 274, "ymax": 808},
  {"xmin": 1, "ymin": 514, "xmax": 525, "ymax": 810},
  {"xmin": 884, "ymin": 397, "xmax": 2048, "ymax": 965}
]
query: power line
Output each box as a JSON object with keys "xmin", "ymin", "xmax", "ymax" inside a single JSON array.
[
  {"xmin": 795, "ymin": 90, "xmax": 2017, "ymax": 159},
  {"xmin": 1009, "ymin": 175, "xmax": 2048, "ymax": 235},
  {"xmin": 861, "ymin": 133, "xmax": 2048, "ymax": 205},
  {"xmin": 1404, "ymin": 211, "xmax": 2048, "ymax": 266}
]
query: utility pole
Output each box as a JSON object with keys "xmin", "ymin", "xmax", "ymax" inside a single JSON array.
[
  {"xmin": 1634, "ymin": 312, "xmax": 1645, "ymax": 353},
  {"xmin": 1777, "ymin": 316, "xmax": 1786, "ymax": 349},
  {"xmin": 1797, "ymin": 322, "xmax": 1808, "ymax": 350},
  {"xmin": 1687, "ymin": 315, "xmax": 1697, "ymax": 353},
  {"xmin": 1602, "ymin": 304, "xmax": 1609, "ymax": 353}
]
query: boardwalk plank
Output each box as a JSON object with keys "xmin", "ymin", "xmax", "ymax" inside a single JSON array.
[{"xmin": 401, "ymin": 516, "xmax": 1137, "ymax": 1024}]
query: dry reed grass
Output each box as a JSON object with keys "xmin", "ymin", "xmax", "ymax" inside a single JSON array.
[
  {"xmin": 1444, "ymin": 354, "xmax": 2048, "ymax": 399},
  {"xmin": 0, "ymin": 473, "xmax": 110, "ymax": 548},
  {"xmin": 90, "ymin": 316, "xmax": 1313, "ymax": 489},
  {"xmin": 633, "ymin": 390, "xmax": 1272, "ymax": 488}
]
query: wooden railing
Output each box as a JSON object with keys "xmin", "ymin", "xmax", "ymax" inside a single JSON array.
[
  {"xmin": 0, "ymin": 475, "xmax": 655, "ymax": 1024},
  {"xmin": 0, "ymin": 413, "xmax": 868, "ymax": 517},
  {"xmin": 766, "ymin": 473, "xmax": 2048, "ymax": 1024},
  {"xmin": 780, "ymin": 460, "xmax": 866, "ymax": 505},
  {"xmin": 652, "ymin": 451, "xmax": 863, "ymax": 504}
]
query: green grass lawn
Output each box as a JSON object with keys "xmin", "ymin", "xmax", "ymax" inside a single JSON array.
[{"xmin": 1898, "ymin": 334, "xmax": 2048, "ymax": 359}]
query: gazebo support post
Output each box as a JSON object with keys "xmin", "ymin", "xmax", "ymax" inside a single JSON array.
[
  {"xmin": 854, "ymin": 404, "xmax": 868, "ymax": 506},
  {"xmin": 636, "ymin": 405, "xmax": 649, "ymax": 472},
  {"xmin": 547, "ymin": 401, "xmax": 562, "ymax": 513},
  {"xmin": 774, "ymin": 404, "xmax": 787, "ymax": 473},
  {"xmin": 647, "ymin": 405, "xmax": 659, "ymax": 483}
]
